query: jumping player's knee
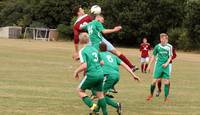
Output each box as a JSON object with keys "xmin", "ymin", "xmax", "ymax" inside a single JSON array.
[{"xmin": 110, "ymin": 49, "xmax": 121, "ymax": 56}]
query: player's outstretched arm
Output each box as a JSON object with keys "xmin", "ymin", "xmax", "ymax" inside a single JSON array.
[
  {"xmin": 74, "ymin": 63, "xmax": 87, "ymax": 80},
  {"xmin": 102, "ymin": 26, "xmax": 122, "ymax": 34},
  {"xmin": 147, "ymin": 55, "xmax": 155, "ymax": 72},
  {"xmin": 120, "ymin": 62, "xmax": 140, "ymax": 81}
]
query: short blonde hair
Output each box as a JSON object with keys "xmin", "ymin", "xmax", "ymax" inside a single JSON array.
[
  {"xmin": 160, "ymin": 33, "xmax": 168, "ymax": 39},
  {"xmin": 79, "ymin": 32, "xmax": 89, "ymax": 43}
]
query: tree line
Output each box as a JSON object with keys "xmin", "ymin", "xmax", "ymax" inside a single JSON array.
[{"xmin": 0, "ymin": 0, "xmax": 199, "ymax": 50}]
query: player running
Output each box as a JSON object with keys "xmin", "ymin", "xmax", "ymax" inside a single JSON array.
[
  {"xmin": 74, "ymin": 33, "xmax": 108, "ymax": 115},
  {"xmin": 90, "ymin": 42, "xmax": 140, "ymax": 115},
  {"xmin": 156, "ymin": 45, "xmax": 177, "ymax": 97},
  {"xmin": 146, "ymin": 33, "xmax": 173, "ymax": 102},
  {"xmin": 80, "ymin": 14, "xmax": 139, "ymax": 72},
  {"xmin": 139, "ymin": 37, "xmax": 152, "ymax": 73}
]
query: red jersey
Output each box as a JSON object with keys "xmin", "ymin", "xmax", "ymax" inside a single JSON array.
[
  {"xmin": 73, "ymin": 14, "xmax": 93, "ymax": 44},
  {"xmin": 140, "ymin": 43, "xmax": 151, "ymax": 58},
  {"xmin": 170, "ymin": 48, "xmax": 177, "ymax": 63}
]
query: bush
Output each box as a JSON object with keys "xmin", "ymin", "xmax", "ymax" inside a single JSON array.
[
  {"xmin": 168, "ymin": 28, "xmax": 191, "ymax": 51},
  {"xmin": 57, "ymin": 24, "xmax": 73, "ymax": 40}
]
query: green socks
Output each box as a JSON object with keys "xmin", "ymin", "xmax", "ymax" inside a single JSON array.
[
  {"xmin": 82, "ymin": 96, "xmax": 94, "ymax": 108},
  {"xmin": 164, "ymin": 84, "xmax": 170, "ymax": 98},
  {"xmin": 105, "ymin": 96, "xmax": 118, "ymax": 108},
  {"xmin": 98, "ymin": 98, "xmax": 108, "ymax": 115},
  {"xmin": 150, "ymin": 84, "xmax": 156, "ymax": 96}
]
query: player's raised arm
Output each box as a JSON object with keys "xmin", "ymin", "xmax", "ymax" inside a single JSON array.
[
  {"xmin": 120, "ymin": 61, "xmax": 140, "ymax": 81},
  {"xmin": 101, "ymin": 26, "xmax": 122, "ymax": 34}
]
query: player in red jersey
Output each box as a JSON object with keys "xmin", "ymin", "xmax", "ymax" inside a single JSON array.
[
  {"xmin": 72, "ymin": 6, "xmax": 139, "ymax": 72},
  {"xmin": 72, "ymin": 6, "xmax": 93, "ymax": 60},
  {"xmin": 156, "ymin": 47, "xmax": 177, "ymax": 97},
  {"xmin": 139, "ymin": 37, "xmax": 152, "ymax": 73}
]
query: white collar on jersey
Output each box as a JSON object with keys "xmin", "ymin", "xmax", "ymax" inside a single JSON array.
[{"xmin": 74, "ymin": 14, "xmax": 88, "ymax": 25}]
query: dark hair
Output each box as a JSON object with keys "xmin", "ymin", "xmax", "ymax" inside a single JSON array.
[
  {"xmin": 99, "ymin": 42, "xmax": 107, "ymax": 52},
  {"xmin": 73, "ymin": 5, "xmax": 81, "ymax": 16}
]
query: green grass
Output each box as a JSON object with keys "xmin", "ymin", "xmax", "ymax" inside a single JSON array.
[{"xmin": 0, "ymin": 39, "xmax": 200, "ymax": 115}]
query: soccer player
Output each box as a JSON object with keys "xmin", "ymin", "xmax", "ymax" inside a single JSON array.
[
  {"xmin": 156, "ymin": 46, "xmax": 177, "ymax": 97},
  {"xmin": 139, "ymin": 37, "xmax": 152, "ymax": 73},
  {"xmin": 80, "ymin": 14, "xmax": 139, "ymax": 72},
  {"xmin": 91, "ymin": 42, "xmax": 140, "ymax": 115},
  {"xmin": 74, "ymin": 33, "xmax": 108, "ymax": 115},
  {"xmin": 146, "ymin": 33, "xmax": 173, "ymax": 102},
  {"xmin": 72, "ymin": 5, "xmax": 93, "ymax": 60}
]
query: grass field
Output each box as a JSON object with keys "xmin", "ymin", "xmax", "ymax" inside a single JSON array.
[{"xmin": 0, "ymin": 39, "xmax": 200, "ymax": 115}]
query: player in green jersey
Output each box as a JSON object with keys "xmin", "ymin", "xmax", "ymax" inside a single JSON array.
[
  {"xmin": 90, "ymin": 42, "xmax": 140, "ymax": 115},
  {"xmin": 80, "ymin": 14, "xmax": 139, "ymax": 72},
  {"xmin": 74, "ymin": 33, "xmax": 108, "ymax": 115},
  {"xmin": 146, "ymin": 33, "xmax": 173, "ymax": 102}
]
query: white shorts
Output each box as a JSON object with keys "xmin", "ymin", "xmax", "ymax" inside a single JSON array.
[
  {"xmin": 102, "ymin": 38, "xmax": 115, "ymax": 51},
  {"xmin": 169, "ymin": 63, "xmax": 172, "ymax": 75},
  {"xmin": 141, "ymin": 57, "xmax": 150, "ymax": 63}
]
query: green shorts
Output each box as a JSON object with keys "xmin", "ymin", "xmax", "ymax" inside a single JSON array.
[
  {"xmin": 78, "ymin": 73, "xmax": 104, "ymax": 91},
  {"xmin": 103, "ymin": 73, "xmax": 119, "ymax": 93},
  {"xmin": 153, "ymin": 63, "xmax": 170, "ymax": 79}
]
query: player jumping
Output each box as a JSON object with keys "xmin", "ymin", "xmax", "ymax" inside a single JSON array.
[
  {"xmin": 90, "ymin": 42, "xmax": 140, "ymax": 115},
  {"xmin": 74, "ymin": 33, "xmax": 108, "ymax": 115},
  {"xmin": 73, "ymin": 6, "xmax": 138, "ymax": 72}
]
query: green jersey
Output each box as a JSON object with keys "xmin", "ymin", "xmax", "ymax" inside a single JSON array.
[
  {"xmin": 82, "ymin": 20, "xmax": 105, "ymax": 46},
  {"xmin": 99, "ymin": 51, "xmax": 122, "ymax": 75},
  {"xmin": 153, "ymin": 43, "xmax": 173, "ymax": 64},
  {"xmin": 79, "ymin": 45, "xmax": 103, "ymax": 75}
]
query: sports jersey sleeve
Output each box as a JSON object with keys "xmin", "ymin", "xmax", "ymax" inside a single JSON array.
[
  {"xmin": 148, "ymin": 44, "xmax": 152, "ymax": 50},
  {"xmin": 73, "ymin": 27, "xmax": 79, "ymax": 44},
  {"xmin": 172, "ymin": 48, "xmax": 177, "ymax": 60},
  {"xmin": 81, "ymin": 24, "xmax": 88, "ymax": 31},
  {"xmin": 153, "ymin": 45, "xmax": 158, "ymax": 56},
  {"xmin": 96, "ymin": 21, "xmax": 105, "ymax": 32},
  {"xmin": 139, "ymin": 44, "xmax": 143, "ymax": 51},
  {"xmin": 169, "ymin": 45, "xmax": 173, "ymax": 56},
  {"xmin": 116, "ymin": 56, "xmax": 122, "ymax": 65},
  {"xmin": 79, "ymin": 49, "xmax": 86, "ymax": 63}
]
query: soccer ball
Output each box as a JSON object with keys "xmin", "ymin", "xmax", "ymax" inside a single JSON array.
[{"xmin": 90, "ymin": 5, "xmax": 101, "ymax": 14}]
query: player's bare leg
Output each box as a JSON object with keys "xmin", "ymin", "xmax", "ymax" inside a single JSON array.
[{"xmin": 110, "ymin": 49, "xmax": 139, "ymax": 72}]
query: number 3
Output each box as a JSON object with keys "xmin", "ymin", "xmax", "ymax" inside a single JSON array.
[{"xmin": 92, "ymin": 52, "xmax": 98, "ymax": 62}]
